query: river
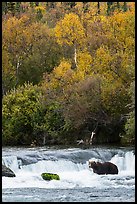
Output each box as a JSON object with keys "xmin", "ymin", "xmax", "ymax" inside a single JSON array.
[{"xmin": 2, "ymin": 145, "xmax": 135, "ymax": 202}]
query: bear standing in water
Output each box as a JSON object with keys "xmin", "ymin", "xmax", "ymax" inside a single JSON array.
[{"xmin": 89, "ymin": 161, "xmax": 118, "ymax": 175}]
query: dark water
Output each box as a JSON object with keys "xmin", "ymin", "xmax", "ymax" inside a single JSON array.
[
  {"xmin": 2, "ymin": 146, "xmax": 135, "ymax": 202},
  {"xmin": 2, "ymin": 187, "xmax": 135, "ymax": 202}
]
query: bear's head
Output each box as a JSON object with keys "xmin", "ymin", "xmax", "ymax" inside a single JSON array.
[{"xmin": 89, "ymin": 160, "xmax": 96, "ymax": 169}]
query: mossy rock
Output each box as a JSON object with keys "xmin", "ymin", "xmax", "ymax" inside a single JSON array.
[{"xmin": 41, "ymin": 173, "xmax": 60, "ymax": 181}]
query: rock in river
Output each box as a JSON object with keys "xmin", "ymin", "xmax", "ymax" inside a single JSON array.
[{"xmin": 2, "ymin": 165, "xmax": 16, "ymax": 177}]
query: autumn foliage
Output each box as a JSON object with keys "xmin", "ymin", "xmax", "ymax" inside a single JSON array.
[{"xmin": 2, "ymin": 2, "xmax": 135, "ymax": 146}]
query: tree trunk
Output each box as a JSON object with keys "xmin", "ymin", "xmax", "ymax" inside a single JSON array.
[
  {"xmin": 123, "ymin": 2, "xmax": 128, "ymax": 12},
  {"xmin": 43, "ymin": 135, "xmax": 46, "ymax": 145},
  {"xmin": 74, "ymin": 45, "xmax": 77, "ymax": 66},
  {"xmin": 117, "ymin": 2, "xmax": 120, "ymax": 10},
  {"xmin": 2, "ymin": 83, "xmax": 5, "ymax": 97},
  {"xmin": 74, "ymin": 44, "xmax": 77, "ymax": 68},
  {"xmin": 35, "ymin": 2, "xmax": 39, "ymax": 6},
  {"xmin": 15, "ymin": 59, "xmax": 21, "ymax": 87},
  {"xmin": 97, "ymin": 2, "xmax": 100, "ymax": 14}
]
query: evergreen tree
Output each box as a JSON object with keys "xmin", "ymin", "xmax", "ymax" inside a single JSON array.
[
  {"xmin": 123, "ymin": 2, "xmax": 128, "ymax": 12},
  {"xmin": 107, "ymin": 2, "xmax": 113, "ymax": 15},
  {"xmin": 7, "ymin": 2, "xmax": 16, "ymax": 16},
  {"xmin": 15, "ymin": 2, "xmax": 21, "ymax": 13},
  {"xmin": 2, "ymin": 2, "xmax": 8, "ymax": 14}
]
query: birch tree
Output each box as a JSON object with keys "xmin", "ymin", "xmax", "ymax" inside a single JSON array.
[{"xmin": 55, "ymin": 13, "xmax": 86, "ymax": 68}]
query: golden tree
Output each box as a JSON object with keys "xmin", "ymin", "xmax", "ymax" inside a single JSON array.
[{"xmin": 55, "ymin": 13, "xmax": 86, "ymax": 68}]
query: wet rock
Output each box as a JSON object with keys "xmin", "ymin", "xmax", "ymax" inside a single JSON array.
[
  {"xmin": 17, "ymin": 155, "xmax": 39, "ymax": 166},
  {"xmin": 2, "ymin": 165, "xmax": 16, "ymax": 177}
]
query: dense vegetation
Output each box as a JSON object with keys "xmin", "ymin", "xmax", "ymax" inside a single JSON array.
[{"xmin": 2, "ymin": 2, "xmax": 135, "ymax": 146}]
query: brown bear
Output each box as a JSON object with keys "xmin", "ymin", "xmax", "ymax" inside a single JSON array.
[{"xmin": 89, "ymin": 160, "xmax": 118, "ymax": 175}]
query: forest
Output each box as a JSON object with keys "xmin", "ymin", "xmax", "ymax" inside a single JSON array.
[{"xmin": 2, "ymin": 2, "xmax": 135, "ymax": 146}]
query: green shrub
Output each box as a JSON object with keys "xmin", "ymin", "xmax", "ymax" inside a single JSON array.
[
  {"xmin": 122, "ymin": 81, "xmax": 135, "ymax": 144},
  {"xmin": 44, "ymin": 102, "xmax": 67, "ymax": 137},
  {"xmin": 122, "ymin": 110, "xmax": 135, "ymax": 144},
  {"xmin": 2, "ymin": 83, "xmax": 46, "ymax": 145},
  {"xmin": 2, "ymin": 82, "xmax": 69, "ymax": 146}
]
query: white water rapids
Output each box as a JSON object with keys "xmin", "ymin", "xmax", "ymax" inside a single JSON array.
[{"xmin": 2, "ymin": 147, "xmax": 135, "ymax": 190}]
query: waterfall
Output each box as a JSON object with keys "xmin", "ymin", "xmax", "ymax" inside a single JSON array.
[
  {"xmin": 2, "ymin": 147, "xmax": 135, "ymax": 189},
  {"xmin": 2, "ymin": 156, "xmax": 21, "ymax": 173},
  {"xmin": 110, "ymin": 151, "xmax": 135, "ymax": 172}
]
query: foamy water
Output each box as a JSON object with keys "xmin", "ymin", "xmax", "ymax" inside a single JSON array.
[{"xmin": 2, "ymin": 147, "xmax": 135, "ymax": 190}]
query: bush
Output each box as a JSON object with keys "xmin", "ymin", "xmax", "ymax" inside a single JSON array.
[
  {"xmin": 122, "ymin": 81, "xmax": 135, "ymax": 144},
  {"xmin": 124, "ymin": 111, "xmax": 135, "ymax": 143},
  {"xmin": 2, "ymin": 82, "xmax": 69, "ymax": 146},
  {"xmin": 2, "ymin": 83, "xmax": 46, "ymax": 145}
]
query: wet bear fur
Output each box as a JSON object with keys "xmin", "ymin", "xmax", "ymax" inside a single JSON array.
[{"xmin": 89, "ymin": 161, "xmax": 118, "ymax": 175}]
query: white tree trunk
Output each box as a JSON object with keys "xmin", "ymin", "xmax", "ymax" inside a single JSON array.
[
  {"xmin": 74, "ymin": 44, "xmax": 77, "ymax": 68},
  {"xmin": 16, "ymin": 59, "xmax": 21, "ymax": 86}
]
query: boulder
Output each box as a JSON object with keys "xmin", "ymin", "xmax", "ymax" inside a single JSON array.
[
  {"xmin": 41, "ymin": 173, "xmax": 60, "ymax": 181},
  {"xmin": 2, "ymin": 165, "xmax": 16, "ymax": 177}
]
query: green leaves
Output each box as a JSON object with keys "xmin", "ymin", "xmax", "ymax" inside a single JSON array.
[
  {"xmin": 2, "ymin": 83, "xmax": 43, "ymax": 145},
  {"xmin": 2, "ymin": 83, "xmax": 68, "ymax": 145},
  {"xmin": 123, "ymin": 81, "xmax": 135, "ymax": 144}
]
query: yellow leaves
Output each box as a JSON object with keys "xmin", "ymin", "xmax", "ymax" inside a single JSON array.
[
  {"xmin": 77, "ymin": 51, "xmax": 92, "ymax": 71},
  {"xmin": 34, "ymin": 6, "xmax": 46, "ymax": 13},
  {"xmin": 106, "ymin": 11, "xmax": 135, "ymax": 45},
  {"xmin": 3, "ymin": 15, "xmax": 30, "ymax": 53},
  {"xmin": 42, "ymin": 60, "xmax": 74, "ymax": 91},
  {"xmin": 2, "ymin": 49, "xmax": 14, "ymax": 75},
  {"xmin": 3, "ymin": 15, "xmax": 31, "ymax": 42},
  {"xmin": 43, "ymin": 51, "xmax": 93, "ymax": 91},
  {"xmin": 95, "ymin": 45, "xmax": 112, "ymax": 75},
  {"xmin": 96, "ymin": 15, "xmax": 105, "ymax": 22},
  {"xmin": 53, "ymin": 60, "xmax": 72, "ymax": 79},
  {"xmin": 96, "ymin": 46, "xmax": 111, "ymax": 60},
  {"xmin": 34, "ymin": 5, "xmax": 46, "ymax": 20},
  {"xmin": 128, "ymin": 2, "xmax": 135, "ymax": 12},
  {"xmin": 55, "ymin": 13, "xmax": 86, "ymax": 47},
  {"xmin": 73, "ymin": 70, "xmax": 85, "ymax": 81},
  {"xmin": 88, "ymin": 2, "xmax": 100, "ymax": 16},
  {"xmin": 73, "ymin": 51, "xmax": 93, "ymax": 80},
  {"xmin": 18, "ymin": 15, "xmax": 30, "ymax": 25},
  {"xmin": 3, "ymin": 13, "xmax": 51, "ymax": 59},
  {"xmin": 3, "ymin": 17, "xmax": 18, "ymax": 46},
  {"xmin": 75, "ymin": 2, "xmax": 84, "ymax": 15}
]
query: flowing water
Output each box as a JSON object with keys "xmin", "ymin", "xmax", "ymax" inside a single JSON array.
[{"xmin": 2, "ymin": 146, "xmax": 135, "ymax": 202}]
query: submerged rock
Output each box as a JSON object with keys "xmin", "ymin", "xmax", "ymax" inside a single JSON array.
[
  {"xmin": 2, "ymin": 165, "xmax": 16, "ymax": 177},
  {"xmin": 41, "ymin": 173, "xmax": 60, "ymax": 181}
]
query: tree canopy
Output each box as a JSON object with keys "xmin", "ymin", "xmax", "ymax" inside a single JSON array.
[{"xmin": 2, "ymin": 2, "xmax": 135, "ymax": 146}]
